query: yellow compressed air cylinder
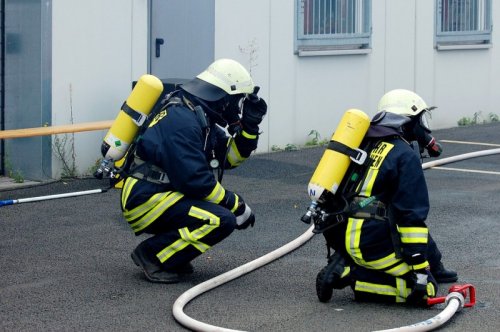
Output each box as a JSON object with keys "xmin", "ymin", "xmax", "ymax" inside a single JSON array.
[
  {"xmin": 101, "ymin": 74, "xmax": 164, "ymax": 161},
  {"xmin": 308, "ymin": 109, "xmax": 370, "ymax": 203}
]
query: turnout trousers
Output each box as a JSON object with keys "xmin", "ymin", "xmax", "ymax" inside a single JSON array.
[
  {"xmin": 137, "ymin": 197, "xmax": 237, "ymax": 269},
  {"xmin": 342, "ymin": 218, "xmax": 441, "ymax": 303}
]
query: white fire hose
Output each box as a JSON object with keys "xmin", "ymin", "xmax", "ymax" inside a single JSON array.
[
  {"xmin": 374, "ymin": 295, "xmax": 465, "ymax": 332},
  {"xmin": 173, "ymin": 148, "xmax": 499, "ymax": 332},
  {"xmin": 374, "ymin": 283, "xmax": 476, "ymax": 332}
]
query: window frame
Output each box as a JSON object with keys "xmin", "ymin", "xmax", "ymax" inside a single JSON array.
[
  {"xmin": 435, "ymin": 0, "xmax": 492, "ymax": 50},
  {"xmin": 295, "ymin": 0, "xmax": 372, "ymax": 56}
]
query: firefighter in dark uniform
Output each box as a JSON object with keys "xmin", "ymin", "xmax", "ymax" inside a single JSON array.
[
  {"xmin": 316, "ymin": 89, "xmax": 457, "ymax": 305},
  {"xmin": 121, "ymin": 59, "xmax": 267, "ymax": 283}
]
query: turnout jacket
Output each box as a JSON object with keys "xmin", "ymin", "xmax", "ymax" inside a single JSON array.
[
  {"xmin": 120, "ymin": 93, "xmax": 258, "ymax": 234},
  {"xmin": 344, "ymin": 126, "xmax": 431, "ymax": 275}
]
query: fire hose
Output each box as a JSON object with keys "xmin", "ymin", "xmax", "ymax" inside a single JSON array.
[
  {"xmin": 374, "ymin": 284, "xmax": 476, "ymax": 332},
  {"xmin": 172, "ymin": 148, "xmax": 500, "ymax": 332}
]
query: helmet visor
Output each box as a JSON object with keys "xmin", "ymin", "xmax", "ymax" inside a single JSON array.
[{"xmin": 419, "ymin": 107, "xmax": 436, "ymax": 131}]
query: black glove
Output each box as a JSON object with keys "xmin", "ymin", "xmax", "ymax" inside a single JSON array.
[
  {"xmin": 233, "ymin": 195, "xmax": 256, "ymax": 230},
  {"xmin": 406, "ymin": 269, "xmax": 437, "ymax": 306},
  {"xmin": 241, "ymin": 86, "xmax": 267, "ymax": 134}
]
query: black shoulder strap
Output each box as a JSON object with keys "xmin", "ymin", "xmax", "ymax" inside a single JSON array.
[{"xmin": 339, "ymin": 139, "xmax": 377, "ymax": 198}]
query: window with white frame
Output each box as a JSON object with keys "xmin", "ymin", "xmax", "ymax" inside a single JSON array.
[
  {"xmin": 295, "ymin": 0, "xmax": 371, "ymax": 55},
  {"xmin": 436, "ymin": 0, "xmax": 492, "ymax": 49}
]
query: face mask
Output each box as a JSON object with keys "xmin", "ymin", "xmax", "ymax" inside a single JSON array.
[
  {"xmin": 410, "ymin": 112, "xmax": 442, "ymax": 157},
  {"xmin": 221, "ymin": 94, "xmax": 244, "ymax": 134}
]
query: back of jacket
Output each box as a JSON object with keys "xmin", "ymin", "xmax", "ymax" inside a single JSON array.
[{"xmin": 123, "ymin": 101, "xmax": 227, "ymax": 210}]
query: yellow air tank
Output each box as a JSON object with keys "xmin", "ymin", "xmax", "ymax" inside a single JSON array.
[
  {"xmin": 101, "ymin": 74, "xmax": 164, "ymax": 162},
  {"xmin": 308, "ymin": 109, "xmax": 370, "ymax": 203}
]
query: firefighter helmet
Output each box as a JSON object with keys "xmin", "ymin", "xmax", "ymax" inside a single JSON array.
[
  {"xmin": 377, "ymin": 89, "xmax": 429, "ymax": 117},
  {"xmin": 181, "ymin": 58, "xmax": 254, "ymax": 101}
]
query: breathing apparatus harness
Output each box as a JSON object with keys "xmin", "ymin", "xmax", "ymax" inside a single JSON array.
[
  {"xmin": 303, "ymin": 127, "xmax": 431, "ymax": 263},
  {"xmin": 302, "ymin": 138, "xmax": 387, "ymax": 234},
  {"xmin": 112, "ymin": 91, "xmax": 232, "ymax": 187},
  {"xmin": 303, "ymin": 112, "xmax": 433, "ymax": 229}
]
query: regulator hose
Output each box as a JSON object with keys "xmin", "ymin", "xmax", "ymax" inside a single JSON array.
[{"xmin": 173, "ymin": 148, "xmax": 500, "ymax": 332}]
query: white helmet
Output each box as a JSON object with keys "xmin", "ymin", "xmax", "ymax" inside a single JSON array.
[
  {"xmin": 181, "ymin": 58, "xmax": 254, "ymax": 101},
  {"xmin": 377, "ymin": 89, "xmax": 429, "ymax": 117}
]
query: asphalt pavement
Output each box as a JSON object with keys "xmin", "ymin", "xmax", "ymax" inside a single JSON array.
[{"xmin": 1, "ymin": 123, "xmax": 499, "ymax": 332}]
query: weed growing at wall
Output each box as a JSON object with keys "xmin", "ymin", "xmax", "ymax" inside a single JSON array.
[
  {"xmin": 52, "ymin": 84, "xmax": 78, "ymax": 179},
  {"xmin": 305, "ymin": 130, "xmax": 329, "ymax": 147},
  {"xmin": 271, "ymin": 129, "xmax": 328, "ymax": 152},
  {"xmin": 239, "ymin": 38, "xmax": 258, "ymax": 76},
  {"xmin": 53, "ymin": 134, "xmax": 78, "ymax": 178},
  {"xmin": 4, "ymin": 154, "xmax": 24, "ymax": 183},
  {"xmin": 458, "ymin": 111, "xmax": 499, "ymax": 126}
]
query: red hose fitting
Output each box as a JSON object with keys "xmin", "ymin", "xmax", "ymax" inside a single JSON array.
[{"xmin": 427, "ymin": 284, "xmax": 476, "ymax": 307}]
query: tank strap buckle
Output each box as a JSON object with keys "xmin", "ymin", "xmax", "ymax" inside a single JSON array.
[
  {"xmin": 351, "ymin": 148, "xmax": 367, "ymax": 165},
  {"xmin": 156, "ymin": 171, "xmax": 169, "ymax": 184},
  {"xmin": 328, "ymin": 140, "xmax": 369, "ymax": 166},
  {"xmin": 121, "ymin": 101, "xmax": 147, "ymax": 126}
]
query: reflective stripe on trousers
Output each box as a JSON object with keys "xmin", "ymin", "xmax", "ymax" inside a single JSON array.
[
  {"xmin": 345, "ymin": 217, "xmax": 411, "ymax": 277},
  {"xmin": 121, "ymin": 177, "xmax": 184, "ymax": 233},
  {"xmin": 156, "ymin": 206, "xmax": 220, "ymax": 263},
  {"xmin": 354, "ymin": 278, "xmax": 409, "ymax": 303}
]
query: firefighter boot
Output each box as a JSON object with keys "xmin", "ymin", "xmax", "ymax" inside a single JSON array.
[
  {"xmin": 131, "ymin": 242, "xmax": 181, "ymax": 284},
  {"xmin": 431, "ymin": 262, "xmax": 458, "ymax": 283},
  {"xmin": 316, "ymin": 252, "xmax": 350, "ymax": 303}
]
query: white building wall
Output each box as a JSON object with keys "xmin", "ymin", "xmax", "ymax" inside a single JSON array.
[
  {"xmin": 215, "ymin": 0, "xmax": 500, "ymax": 152},
  {"xmin": 48, "ymin": 0, "xmax": 500, "ymax": 176},
  {"xmin": 213, "ymin": 0, "xmax": 273, "ymax": 152},
  {"xmin": 51, "ymin": 0, "xmax": 148, "ymax": 177}
]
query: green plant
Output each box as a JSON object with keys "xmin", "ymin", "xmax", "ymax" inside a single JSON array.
[
  {"xmin": 458, "ymin": 111, "xmax": 499, "ymax": 126},
  {"xmin": 52, "ymin": 83, "xmax": 78, "ymax": 178},
  {"xmin": 85, "ymin": 158, "xmax": 102, "ymax": 177},
  {"xmin": 284, "ymin": 144, "xmax": 298, "ymax": 151},
  {"xmin": 271, "ymin": 144, "xmax": 298, "ymax": 152},
  {"xmin": 488, "ymin": 112, "xmax": 499, "ymax": 122},
  {"xmin": 305, "ymin": 130, "xmax": 320, "ymax": 146},
  {"xmin": 53, "ymin": 133, "xmax": 78, "ymax": 178},
  {"xmin": 271, "ymin": 145, "xmax": 283, "ymax": 152},
  {"xmin": 457, "ymin": 117, "xmax": 472, "ymax": 126},
  {"xmin": 9, "ymin": 169, "xmax": 24, "ymax": 183},
  {"xmin": 4, "ymin": 155, "xmax": 24, "ymax": 183},
  {"xmin": 473, "ymin": 111, "xmax": 484, "ymax": 124},
  {"xmin": 239, "ymin": 38, "xmax": 258, "ymax": 76},
  {"xmin": 305, "ymin": 130, "xmax": 329, "ymax": 147}
]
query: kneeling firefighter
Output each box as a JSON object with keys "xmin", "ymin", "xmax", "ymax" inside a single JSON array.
[
  {"xmin": 312, "ymin": 89, "xmax": 457, "ymax": 305},
  {"xmin": 120, "ymin": 59, "xmax": 267, "ymax": 283}
]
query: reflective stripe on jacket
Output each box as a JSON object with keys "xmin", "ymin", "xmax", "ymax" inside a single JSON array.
[
  {"xmin": 121, "ymin": 94, "xmax": 258, "ymax": 233},
  {"xmin": 345, "ymin": 137, "xmax": 430, "ymax": 272}
]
